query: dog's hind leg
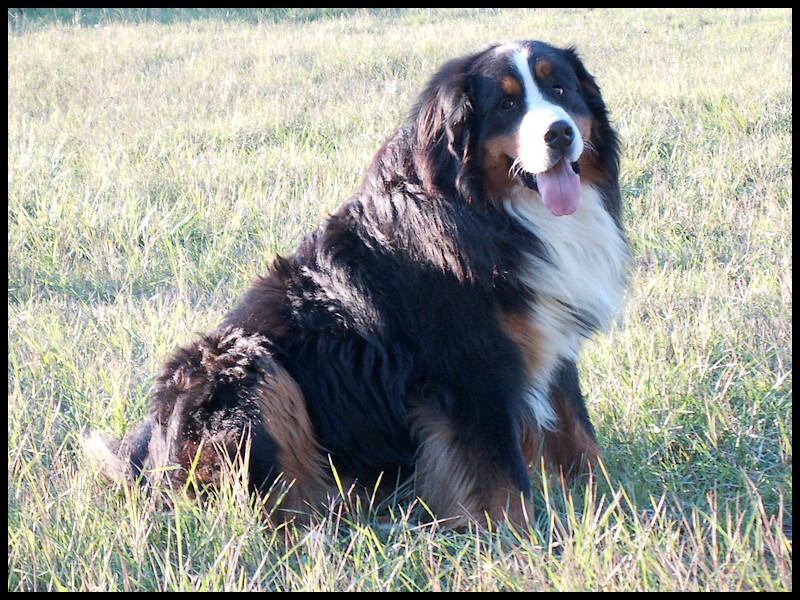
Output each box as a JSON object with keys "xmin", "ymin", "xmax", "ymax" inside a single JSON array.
[{"xmin": 86, "ymin": 327, "xmax": 331, "ymax": 526}]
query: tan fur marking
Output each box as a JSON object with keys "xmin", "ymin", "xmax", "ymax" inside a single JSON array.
[
  {"xmin": 501, "ymin": 308, "xmax": 601, "ymax": 483},
  {"xmin": 175, "ymin": 427, "xmax": 256, "ymax": 493},
  {"xmin": 501, "ymin": 75, "xmax": 523, "ymax": 96},
  {"xmin": 573, "ymin": 114, "xmax": 592, "ymax": 144},
  {"xmin": 483, "ymin": 486, "xmax": 532, "ymax": 525},
  {"xmin": 481, "ymin": 133, "xmax": 520, "ymax": 199},
  {"xmin": 499, "ymin": 309, "xmax": 544, "ymax": 374},
  {"xmin": 572, "ymin": 113, "xmax": 616, "ymax": 191},
  {"xmin": 410, "ymin": 403, "xmax": 533, "ymax": 527},
  {"xmin": 252, "ymin": 362, "xmax": 329, "ymax": 520},
  {"xmin": 519, "ymin": 391, "xmax": 602, "ymax": 486},
  {"xmin": 535, "ymin": 58, "xmax": 552, "ymax": 79},
  {"xmin": 410, "ymin": 404, "xmax": 476, "ymax": 523}
]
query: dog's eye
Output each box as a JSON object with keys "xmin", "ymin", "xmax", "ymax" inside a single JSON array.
[
  {"xmin": 499, "ymin": 98, "xmax": 516, "ymax": 111},
  {"xmin": 552, "ymin": 85, "xmax": 565, "ymax": 95}
]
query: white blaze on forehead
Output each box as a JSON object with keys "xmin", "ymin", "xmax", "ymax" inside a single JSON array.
[{"xmin": 509, "ymin": 49, "xmax": 583, "ymax": 172}]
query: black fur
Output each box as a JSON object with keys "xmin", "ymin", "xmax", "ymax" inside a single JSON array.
[{"xmin": 90, "ymin": 40, "xmax": 625, "ymax": 526}]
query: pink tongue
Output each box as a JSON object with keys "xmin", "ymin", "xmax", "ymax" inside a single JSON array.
[{"xmin": 537, "ymin": 159, "xmax": 581, "ymax": 216}]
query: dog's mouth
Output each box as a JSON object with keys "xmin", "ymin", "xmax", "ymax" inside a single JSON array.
[{"xmin": 510, "ymin": 158, "xmax": 582, "ymax": 217}]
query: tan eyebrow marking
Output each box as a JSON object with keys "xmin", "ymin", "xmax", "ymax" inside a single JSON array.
[
  {"xmin": 535, "ymin": 58, "xmax": 552, "ymax": 79},
  {"xmin": 501, "ymin": 75, "xmax": 523, "ymax": 96}
]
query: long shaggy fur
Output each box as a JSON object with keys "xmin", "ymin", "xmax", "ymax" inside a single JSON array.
[{"xmin": 87, "ymin": 40, "xmax": 628, "ymax": 527}]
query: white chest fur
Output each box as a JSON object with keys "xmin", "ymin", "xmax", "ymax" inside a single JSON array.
[{"xmin": 503, "ymin": 185, "xmax": 629, "ymax": 430}]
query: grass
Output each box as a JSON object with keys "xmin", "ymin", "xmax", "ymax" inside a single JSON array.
[{"xmin": 7, "ymin": 7, "xmax": 792, "ymax": 592}]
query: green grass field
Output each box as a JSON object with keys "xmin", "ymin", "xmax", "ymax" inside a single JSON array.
[{"xmin": 8, "ymin": 8, "xmax": 792, "ymax": 591}]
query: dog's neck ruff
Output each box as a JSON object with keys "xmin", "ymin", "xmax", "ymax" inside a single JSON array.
[{"xmin": 504, "ymin": 184, "xmax": 628, "ymax": 430}]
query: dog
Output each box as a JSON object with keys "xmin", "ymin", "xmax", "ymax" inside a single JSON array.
[{"xmin": 86, "ymin": 40, "xmax": 628, "ymax": 527}]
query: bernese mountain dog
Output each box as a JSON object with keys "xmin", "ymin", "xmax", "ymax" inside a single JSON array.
[{"xmin": 86, "ymin": 40, "xmax": 628, "ymax": 527}]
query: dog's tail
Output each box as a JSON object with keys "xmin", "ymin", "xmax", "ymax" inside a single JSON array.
[{"xmin": 82, "ymin": 416, "xmax": 155, "ymax": 486}]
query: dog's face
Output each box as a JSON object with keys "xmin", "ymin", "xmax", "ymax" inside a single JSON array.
[
  {"xmin": 475, "ymin": 43, "xmax": 593, "ymax": 215},
  {"xmin": 414, "ymin": 40, "xmax": 615, "ymax": 218}
]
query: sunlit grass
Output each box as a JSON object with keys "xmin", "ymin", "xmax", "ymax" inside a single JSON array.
[{"xmin": 8, "ymin": 8, "xmax": 791, "ymax": 591}]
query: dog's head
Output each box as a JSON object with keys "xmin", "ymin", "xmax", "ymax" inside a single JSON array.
[{"xmin": 413, "ymin": 40, "xmax": 620, "ymax": 219}]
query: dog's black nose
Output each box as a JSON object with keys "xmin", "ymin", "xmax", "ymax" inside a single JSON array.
[{"xmin": 544, "ymin": 120, "xmax": 574, "ymax": 152}]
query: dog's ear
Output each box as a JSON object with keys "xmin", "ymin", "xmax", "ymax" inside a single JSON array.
[
  {"xmin": 412, "ymin": 55, "xmax": 477, "ymax": 198},
  {"xmin": 414, "ymin": 55, "xmax": 474, "ymax": 154},
  {"xmin": 563, "ymin": 46, "xmax": 622, "ymax": 222}
]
